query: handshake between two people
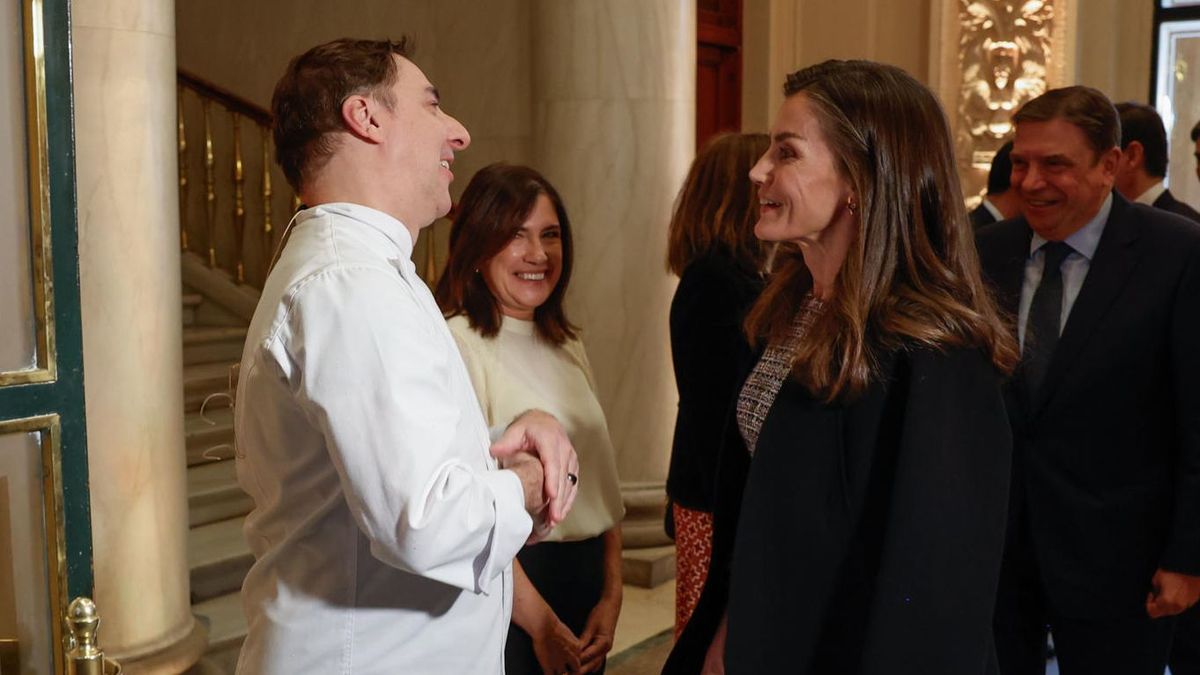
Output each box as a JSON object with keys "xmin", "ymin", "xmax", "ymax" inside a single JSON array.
[{"xmin": 491, "ymin": 409, "xmax": 581, "ymax": 544}]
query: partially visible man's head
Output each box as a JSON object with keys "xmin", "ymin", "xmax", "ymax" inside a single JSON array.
[
  {"xmin": 1113, "ymin": 102, "xmax": 1169, "ymax": 201},
  {"xmin": 1010, "ymin": 86, "xmax": 1120, "ymax": 241},
  {"xmin": 271, "ymin": 38, "xmax": 410, "ymax": 192},
  {"xmin": 1192, "ymin": 118, "xmax": 1200, "ymax": 184},
  {"xmin": 987, "ymin": 141, "xmax": 1014, "ymax": 196}
]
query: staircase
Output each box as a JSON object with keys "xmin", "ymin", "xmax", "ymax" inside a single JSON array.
[{"xmin": 180, "ymin": 253, "xmax": 258, "ymax": 674}]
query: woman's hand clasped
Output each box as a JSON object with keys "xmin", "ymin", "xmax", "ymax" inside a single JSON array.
[
  {"xmin": 531, "ymin": 614, "xmax": 582, "ymax": 675},
  {"xmin": 578, "ymin": 593, "xmax": 621, "ymax": 673}
]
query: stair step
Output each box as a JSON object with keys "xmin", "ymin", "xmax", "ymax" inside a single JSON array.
[
  {"xmin": 184, "ymin": 326, "xmax": 248, "ymax": 344},
  {"xmin": 193, "ymin": 591, "xmax": 247, "ymax": 652},
  {"xmin": 188, "ymin": 460, "xmax": 252, "ymax": 527},
  {"xmin": 185, "ymin": 408, "xmax": 235, "ymax": 466},
  {"xmin": 189, "ymin": 517, "xmax": 252, "ymax": 603},
  {"xmin": 185, "ymin": 346, "xmax": 245, "ymax": 370},
  {"xmin": 185, "ymin": 362, "xmax": 237, "ymax": 397},
  {"xmin": 621, "ymin": 545, "xmax": 676, "ymax": 589},
  {"xmin": 194, "ymin": 301, "xmax": 250, "ymax": 328},
  {"xmin": 183, "ymin": 327, "xmax": 247, "ymax": 366}
]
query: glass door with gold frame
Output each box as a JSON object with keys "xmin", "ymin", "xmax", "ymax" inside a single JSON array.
[{"xmin": 0, "ymin": 0, "xmax": 92, "ymax": 673}]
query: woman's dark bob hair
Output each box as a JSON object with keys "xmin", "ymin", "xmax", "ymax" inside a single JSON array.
[{"xmin": 435, "ymin": 163, "xmax": 577, "ymax": 344}]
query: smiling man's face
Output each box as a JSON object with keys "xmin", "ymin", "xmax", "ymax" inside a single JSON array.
[{"xmin": 1010, "ymin": 117, "xmax": 1119, "ymax": 241}]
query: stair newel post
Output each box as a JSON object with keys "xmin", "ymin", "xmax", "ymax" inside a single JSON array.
[
  {"xmin": 261, "ymin": 125, "xmax": 273, "ymax": 283},
  {"xmin": 231, "ymin": 113, "xmax": 246, "ymax": 284},
  {"xmin": 177, "ymin": 85, "xmax": 189, "ymax": 252},
  {"xmin": 203, "ymin": 98, "xmax": 217, "ymax": 269},
  {"xmin": 65, "ymin": 597, "xmax": 121, "ymax": 675}
]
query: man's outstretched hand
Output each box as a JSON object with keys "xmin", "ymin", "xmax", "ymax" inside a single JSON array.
[{"xmin": 492, "ymin": 410, "xmax": 580, "ymax": 540}]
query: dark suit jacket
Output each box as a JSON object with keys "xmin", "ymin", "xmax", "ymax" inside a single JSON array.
[
  {"xmin": 666, "ymin": 250, "xmax": 762, "ymax": 512},
  {"xmin": 970, "ymin": 202, "xmax": 999, "ymax": 230},
  {"xmin": 1154, "ymin": 188, "xmax": 1200, "ymax": 223},
  {"xmin": 976, "ymin": 192, "xmax": 1200, "ymax": 619},
  {"xmin": 665, "ymin": 345, "xmax": 1011, "ymax": 674}
]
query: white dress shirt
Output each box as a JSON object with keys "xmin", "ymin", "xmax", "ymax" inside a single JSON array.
[
  {"xmin": 448, "ymin": 316, "xmax": 625, "ymax": 543},
  {"xmin": 234, "ymin": 203, "xmax": 532, "ymax": 674},
  {"xmin": 1018, "ymin": 193, "xmax": 1112, "ymax": 351},
  {"xmin": 981, "ymin": 198, "xmax": 1005, "ymax": 222},
  {"xmin": 1134, "ymin": 180, "xmax": 1167, "ymax": 207}
]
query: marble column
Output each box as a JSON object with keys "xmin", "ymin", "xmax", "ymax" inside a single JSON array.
[
  {"xmin": 532, "ymin": 0, "xmax": 695, "ymax": 544},
  {"xmin": 73, "ymin": 0, "xmax": 205, "ymax": 670}
]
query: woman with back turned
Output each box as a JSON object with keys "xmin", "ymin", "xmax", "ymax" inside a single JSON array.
[
  {"xmin": 665, "ymin": 132, "xmax": 770, "ymax": 638},
  {"xmin": 665, "ymin": 60, "xmax": 1018, "ymax": 675}
]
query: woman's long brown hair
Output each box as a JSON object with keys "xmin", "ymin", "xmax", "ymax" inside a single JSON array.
[
  {"xmin": 745, "ymin": 60, "xmax": 1019, "ymax": 400},
  {"xmin": 666, "ymin": 132, "xmax": 770, "ymax": 275}
]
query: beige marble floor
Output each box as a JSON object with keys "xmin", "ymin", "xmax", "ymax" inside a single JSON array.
[
  {"xmin": 612, "ymin": 579, "xmax": 675, "ymax": 656},
  {"xmin": 607, "ymin": 578, "xmax": 675, "ymax": 673}
]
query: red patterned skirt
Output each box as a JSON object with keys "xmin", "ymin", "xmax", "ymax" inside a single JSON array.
[{"xmin": 673, "ymin": 503, "xmax": 714, "ymax": 638}]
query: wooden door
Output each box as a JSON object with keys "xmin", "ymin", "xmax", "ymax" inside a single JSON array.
[{"xmin": 697, "ymin": 0, "xmax": 743, "ymax": 149}]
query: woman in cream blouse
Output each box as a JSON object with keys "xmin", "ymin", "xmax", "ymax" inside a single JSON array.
[{"xmin": 435, "ymin": 163, "xmax": 625, "ymax": 675}]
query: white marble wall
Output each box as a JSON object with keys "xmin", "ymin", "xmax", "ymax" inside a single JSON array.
[
  {"xmin": 742, "ymin": 0, "xmax": 934, "ymax": 132},
  {"xmin": 532, "ymin": 0, "xmax": 694, "ymax": 486},
  {"xmin": 1073, "ymin": 0, "xmax": 1152, "ymax": 103},
  {"xmin": 73, "ymin": 0, "xmax": 201, "ymax": 668}
]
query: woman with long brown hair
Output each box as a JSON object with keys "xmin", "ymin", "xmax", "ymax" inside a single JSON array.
[
  {"xmin": 666, "ymin": 60, "xmax": 1017, "ymax": 674},
  {"xmin": 665, "ymin": 132, "xmax": 769, "ymax": 638}
]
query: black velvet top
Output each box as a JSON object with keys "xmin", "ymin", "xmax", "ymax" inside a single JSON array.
[{"xmin": 666, "ymin": 250, "xmax": 763, "ymax": 512}]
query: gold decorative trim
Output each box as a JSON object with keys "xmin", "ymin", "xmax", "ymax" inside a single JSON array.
[
  {"xmin": 0, "ymin": 0, "xmax": 55, "ymax": 387},
  {"xmin": 0, "ymin": 414, "xmax": 66, "ymax": 675}
]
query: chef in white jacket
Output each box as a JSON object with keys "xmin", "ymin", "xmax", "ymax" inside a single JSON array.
[{"xmin": 233, "ymin": 37, "xmax": 580, "ymax": 674}]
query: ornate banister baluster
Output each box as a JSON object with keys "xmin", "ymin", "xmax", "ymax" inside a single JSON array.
[
  {"xmin": 231, "ymin": 113, "xmax": 246, "ymax": 283},
  {"xmin": 261, "ymin": 126, "xmax": 273, "ymax": 279},
  {"xmin": 203, "ymin": 98, "xmax": 217, "ymax": 268},
  {"xmin": 177, "ymin": 86, "xmax": 189, "ymax": 251}
]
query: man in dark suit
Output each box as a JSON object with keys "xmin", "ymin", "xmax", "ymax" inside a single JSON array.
[
  {"xmin": 978, "ymin": 86, "xmax": 1200, "ymax": 675},
  {"xmin": 1115, "ymin": 101, "xmax": 1200, "ymax": 222},
  {"xmin": 970, "ymin": 140, "xmax": 1021, "ymax": 229}
]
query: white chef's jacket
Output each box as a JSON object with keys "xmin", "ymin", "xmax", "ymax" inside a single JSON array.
[{"xmin": 233, "ymin": 203, "xmax": 532, "ymax": 674}]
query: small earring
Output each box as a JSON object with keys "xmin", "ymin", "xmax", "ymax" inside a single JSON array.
[{"xmin": 847, "ymin": 198, "xmax": 857, "ymax": 214}]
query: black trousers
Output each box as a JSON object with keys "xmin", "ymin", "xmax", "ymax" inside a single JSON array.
[
  {"xmin": 993, "ymin": 519, "xmax": 1175, "ymax": 675},
  {"xmin": 505, "ymin": 536, "xmax": 606, "ymax": 675}
]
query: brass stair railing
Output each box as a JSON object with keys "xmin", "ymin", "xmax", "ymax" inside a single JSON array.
[{"xmin": 177, "ymin": 70, "xmax": 295, "ymax": 289}]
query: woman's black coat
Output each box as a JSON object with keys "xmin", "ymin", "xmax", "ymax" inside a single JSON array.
[{"xmin": 664, "ymin": 345, "xmax": 1011, "ymax": 675}]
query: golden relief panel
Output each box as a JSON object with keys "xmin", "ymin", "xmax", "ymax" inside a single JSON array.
[{"xmin": 935, "ymin": 0, "xmax": 1074, "ymax": 204}]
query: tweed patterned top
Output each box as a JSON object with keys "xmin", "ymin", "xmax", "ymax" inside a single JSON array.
[{"xmin": 736, "ymin": 294, "xmax": 826, "ymax": 456}]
